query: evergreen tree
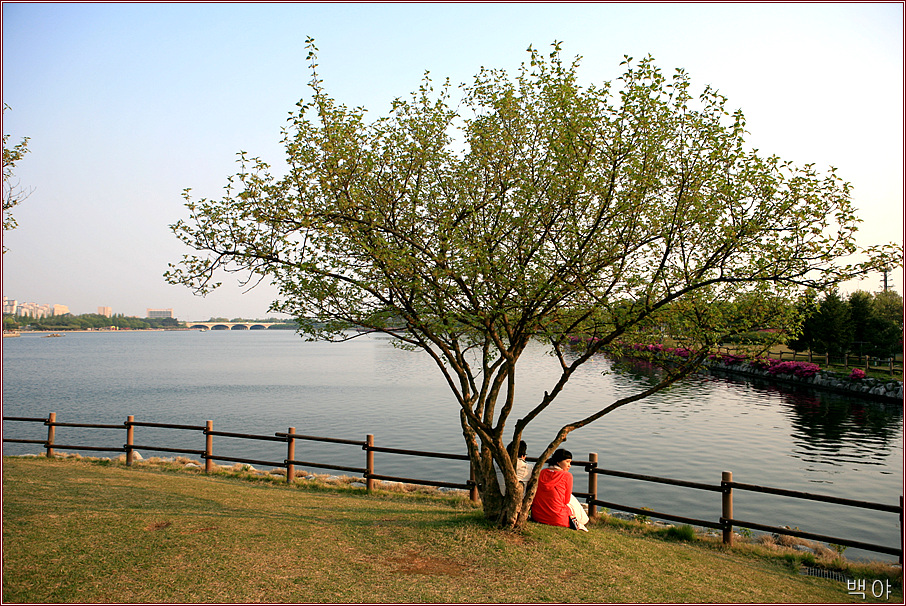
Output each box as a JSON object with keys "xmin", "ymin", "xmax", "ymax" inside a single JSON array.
[
  {"xmin": 847, "ymin": 291, "xmax": 874, "ymax": 357},
  {"xmin": 866, "ymin": 290, "xmax": 903, "ymax": 358},
  {"xmin": 787, "ymin": 290, "xmax": 819, "ymax": 353},
  {"xmin": 811, "ymin": 291, "xmax": 853, "ymax": 358}
]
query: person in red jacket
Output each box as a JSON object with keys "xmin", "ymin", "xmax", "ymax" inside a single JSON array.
[{"xmin": 531, "ymin": 448, "xmax": 586, "ymax": 530}]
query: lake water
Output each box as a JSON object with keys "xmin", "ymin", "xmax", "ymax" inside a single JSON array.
[{"xmin": 2, "ymin": 329, "xmax": 902, "ymax": 561}]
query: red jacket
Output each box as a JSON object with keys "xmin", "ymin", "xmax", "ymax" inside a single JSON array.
[{"xmin": 531, "ymin": 467, "xmax": 573, "ymax": 527}]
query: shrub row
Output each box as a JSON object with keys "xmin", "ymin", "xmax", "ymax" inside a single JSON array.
[{"xmin": 618, "ymin": 343, "xmax": 835, "ymax": 380}]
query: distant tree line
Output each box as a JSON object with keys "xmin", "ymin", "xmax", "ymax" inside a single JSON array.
[
  {"xmin": 3, "ymin": 313, "xmax": 180, "ymax": 331},
  {"xmin": 787, "ymin": 290, "xmax": 903, "ymax": 359}
]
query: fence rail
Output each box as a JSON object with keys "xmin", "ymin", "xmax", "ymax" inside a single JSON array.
[
  {"xmin": 726, "ymin": 480, "xmax": 902, "ymax": 514},
  {"xmin": 588, "ymin": 467, "xmax": 902, "ymax": 563},
  {"xmin": 129, "ymin": 421, "xmax": 206, "ymax": 431},
  {"xmin": 3, "ymin": 412, "xmax": 902, "ymax": 562},
  {"xmin": 718, "ymin": 347, "xmax": 904, "ymax": 376},
  {"xmin": 276, "ymin": 431, "xmax": 366, "ymax": 447}
]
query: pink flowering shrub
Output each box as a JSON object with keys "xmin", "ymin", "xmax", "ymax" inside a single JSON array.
[
  {"xmin": 766, "ymin": 360, "xmax": 820, "ymax": 378},
  {"xmin": 626, "ymin": 343, "xmax": 696, "ymax": 359},
  {"xmin": 712, "ymin": 353, "xmax": 748, "ymax": 365},
  {"xmin": 632, "ymin": 343, "xmax": 665, "ymax": 354},
  {"xmin": 749, "ymin": 357, "xmax": 780, "ymax": 371},
  {"xmin": 617, "ymin": 345, "xmax": 845, "ymax": 383},
  {"xmin": 849, "ymin": 368, "xmax": 866, "ymax": 380}
]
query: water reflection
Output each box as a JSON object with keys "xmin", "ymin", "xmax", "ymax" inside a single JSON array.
[
  {"xmin": 716, "ymin": 372, "xmax": 902, "ymax": 460},
  {"xmin": 610, "ymin": 357, "xmax": 902, "ymax": 463}
]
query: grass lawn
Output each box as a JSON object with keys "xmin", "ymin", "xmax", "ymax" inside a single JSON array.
[
  {"xmin": 753, "ymin": 345, "xmax": 902, "ymax": 381},
  {"xmin": 2, "ymin": 455, "xmax": 901, "ymax": 603}
]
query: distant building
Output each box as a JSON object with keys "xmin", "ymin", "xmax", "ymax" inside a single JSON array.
[
  {"xmin": 147, "ymin": 308, "xmax": 174, "ymax": 319},
  {"xmin": 2, "ymin": 297, "xmax": 17, "ymax": 315},
  {"xmin": 98, "ymin": 306, "xmax": 112, "ymax": 318},
  {"xmin": 4, "ymin": 297, "xmax": 69, "ymax": 317},
  {"xmin": 17, "ymin": 302, "xmax": 50, "ymax": 318}
]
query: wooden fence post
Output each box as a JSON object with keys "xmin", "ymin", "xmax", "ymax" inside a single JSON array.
[
  {"xmin": 126, "ymin": 415, "xmax": 135, "ymax": 466},
  {"xmin": 588, "ymin": 452, "xmax": 598, "ymax": 518},
  {"xmin": 286, "ymin": 427, "xmax": 295, "ymax": 484},
  {"xmin": 722, "ymin": 471, "xmax": 733, "ymax": 546},
  {"xmin": 45, "ymin": 412, "xmax": 56, "ymax": 458},
  {"xmin": 366, "ymin": 434, "xmax": 374, "ymax": 492},
  {"xmin": 205, "ymin": 420, "xmax": 214, "ymax": 473}
]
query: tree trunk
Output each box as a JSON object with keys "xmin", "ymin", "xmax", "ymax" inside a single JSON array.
[
  {"xmin": 477, "ymin": 451, "xmax": 504, "ymax": 521},
  {"xmin": 493, "ymin": 480, "xmax": 526, "ymax": 529},
  {"xmin": 474, "ymin": 460, "xmax": 536, "ymax": 530},
  {"xmin": 470, "ymin": 448, "xmax": 531, "ymax": 530}
]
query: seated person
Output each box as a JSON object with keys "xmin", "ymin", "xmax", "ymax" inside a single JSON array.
[
  {"xmin": 530, "ymin": 448, "xmax": 588, "ymax": 531},
  {"xmin": 494, "ymin": 440, "xmax": 531, "ymax": 494},
  {"xmin": 514, "ymin": 440, "xmax": 531, "ymax": 485}
]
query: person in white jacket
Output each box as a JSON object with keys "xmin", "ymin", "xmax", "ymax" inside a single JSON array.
[{"xmin": 496, "ymin": 440, "xmax": 531, "ymax": 494}]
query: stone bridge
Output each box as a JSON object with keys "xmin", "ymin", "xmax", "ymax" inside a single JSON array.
[{"xmin": 187, "ymin": 322, "xmax": 277, "ymax": 331}]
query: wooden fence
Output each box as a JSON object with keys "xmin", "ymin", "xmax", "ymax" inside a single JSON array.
[
  {"xmin": 4, "ymin": 413, "xmax": 479, "ymax": 500},
  {"xmin": 3, "ymin": 412, "xmax": 902, "ymax": 563},
  {"xmin": 585, "ymin": 466, "xmax": 903, "ymax": 563},
  {"xmin": 718, "ymin": 347, "xmax": 904, "ymax": 377}
]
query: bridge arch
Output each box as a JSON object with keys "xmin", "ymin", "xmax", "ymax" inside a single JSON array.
[{"xmin": 188, "ymin": 322, "xmax": 277, "ymax": 331}]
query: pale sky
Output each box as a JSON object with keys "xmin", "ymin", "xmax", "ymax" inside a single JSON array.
[{"xmin": 2, "ymin": 2, "xmax": 903, "ymax": 320}]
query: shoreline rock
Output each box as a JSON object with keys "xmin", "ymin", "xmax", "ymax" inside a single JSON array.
[{"xmin": 703, "ymin": 359, "xmax": 903, "ymax": 403}]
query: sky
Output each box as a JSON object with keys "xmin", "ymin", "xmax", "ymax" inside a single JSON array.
[{"xmin": 2, "ymin": 2, "xmax": 903, "ymax": 320}]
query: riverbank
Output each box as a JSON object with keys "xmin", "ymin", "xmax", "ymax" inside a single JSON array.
[
  {"xmin": 2, "ymin": 455, "xmax": 900, "ymax": 604},
  {"xmin": 610, "ymin": 343, "xmax": 903, "ymax": 403},
  {"xmin": 704, "ymin": 358, "xmax": 904, "ymax": 403},
  {"xmin": 9, "ymin": 328, "xmax": 180, "ymax": 334}
]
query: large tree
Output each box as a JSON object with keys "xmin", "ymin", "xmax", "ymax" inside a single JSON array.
[
  {"xmin": 810, "ymin": 290, "xmax": 854, "ymax": 358},
  {"xmin": 167, "ymin": 41, "xmax": 900, "ymax": 529},
  {"xmin": 872, "ymin": 289, "xmax": 904, "ymax": 333},
  {"xmin": 859, "ymin": 289, "xmax": 903, "ymax": 358},
  {"xmin": 847, "ymin": 290, "xmax": 875, "ymax": 356}
]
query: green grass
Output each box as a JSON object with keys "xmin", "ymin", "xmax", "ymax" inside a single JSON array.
[
  {"xmin": 2, "ymin": 455, "xmax": 902, "ymax": 604},
  {"xmin": 764, "ymin": 346, "xmax": 903, "ymax": 381}
]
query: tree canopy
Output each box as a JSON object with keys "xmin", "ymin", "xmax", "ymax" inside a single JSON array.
[
  {"xmin": 2, "ymin": 104, "xmax": 31, "ymax": 253},
  {"xmin": 790, "ymin": 289, "xmax": 903, "ymax": 358},
  {"xmin": 167, "ymin": 40, "xmax": 901, "ymax": 528}
]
